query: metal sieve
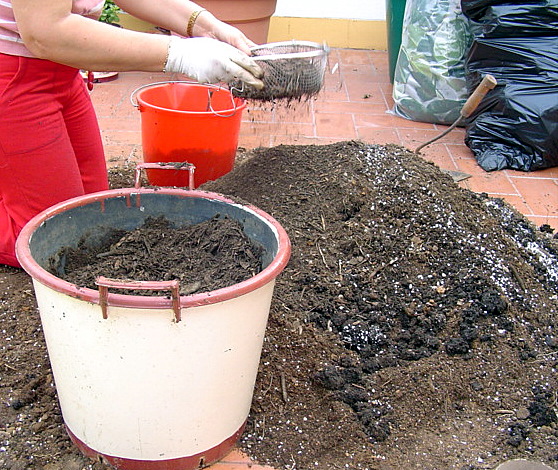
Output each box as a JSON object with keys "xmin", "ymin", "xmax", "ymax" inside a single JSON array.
[{"xmin": 231, "ymin": 40, "xmax": 330, "ymax": 101}]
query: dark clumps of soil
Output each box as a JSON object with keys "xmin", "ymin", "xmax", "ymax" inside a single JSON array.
[
  {"xmin": 0, "ymin": 140, "xmax": 557, "ymax": 470},
  {"xmin": 48, "ymin": 215, "xmax": 263, "ymax": 296}
]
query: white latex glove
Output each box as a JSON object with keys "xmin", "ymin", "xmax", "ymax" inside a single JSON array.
[{"xmin": 165, "ymin": 36, "xmax": 264, "ymax": 89}]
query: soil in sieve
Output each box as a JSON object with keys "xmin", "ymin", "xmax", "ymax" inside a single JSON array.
[
  {"xmin": 0, "ymin": 141, "xmax": 557, "ymax": 470},
  {"xmin": 231, "ymin": 57, "xmax": 324, "ymax": 101}
]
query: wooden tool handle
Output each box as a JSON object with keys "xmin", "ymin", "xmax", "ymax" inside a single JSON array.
[{"xmin": 460, "ymin": 74, "xmax": 497, "ymax": 118}]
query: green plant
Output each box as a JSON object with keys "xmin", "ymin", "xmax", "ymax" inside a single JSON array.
[{"xmin": 99, "ymin": 0, "xmax": 121, "ymax": 24}]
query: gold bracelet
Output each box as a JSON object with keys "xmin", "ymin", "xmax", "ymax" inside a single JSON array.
[{"xmin": 186, "ymin": 9, "xmax": 206, "ymax": 37}]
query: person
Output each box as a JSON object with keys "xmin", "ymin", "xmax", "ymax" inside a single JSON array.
[{"xmin": 0, "ymin": 0, "xmax": 264, "ymax": 267}]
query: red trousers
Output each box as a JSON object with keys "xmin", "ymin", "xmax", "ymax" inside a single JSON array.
[{"xmin": 0, "ymin": 53, "xmax": 109, "ymax": 267}]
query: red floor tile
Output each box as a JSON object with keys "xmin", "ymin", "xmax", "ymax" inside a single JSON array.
[
  {"xmin": 446, "ymin": 143, "xmax": 476, "ymax": 160},
  {"xmin": 336, "ymin": 48, "xmax": 375, "ymax": 66},
  {"xmin": 511, "ymin": 176, "xmax": 558, "ymax": 219},
  {"xmin": 356, "ymin": 113, "xmax": 436, "ymax": 132},
  {"xmin": 416, "ymin": 145, "xmax": 457, "ymax": 171},
  {"xmin": 315, "ymin": 99, "xmax": 388, "ymax": 115},
  {"xmin": 357, "ymin": 127, "xmax": 401, "ymax": 145},
  {"xmin": 463, "ymin": 170, "xmax": 518, "ymax": 195},
  {"xmin": 314, "ymin": 111, "xmax": 358, "ymax": 139}
]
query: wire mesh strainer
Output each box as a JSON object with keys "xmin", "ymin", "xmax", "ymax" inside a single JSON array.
[{"xmin": 231, "ymin": 40, "xmax": 329, "ymax": 101}]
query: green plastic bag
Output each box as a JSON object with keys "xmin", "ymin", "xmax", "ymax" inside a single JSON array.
[{"xmin": 392, "ymin": 0, "xmax": 473, "ymax": 125}]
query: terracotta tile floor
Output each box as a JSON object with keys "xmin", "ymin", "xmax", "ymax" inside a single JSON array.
[{"xmin": 89, "ymin": 47, "xmax": 557, "ymax": 469}]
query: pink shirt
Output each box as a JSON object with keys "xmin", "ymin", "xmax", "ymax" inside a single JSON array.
[{"xmin": 0, "ymin": 0, "xmax": 105, "ymax": 57}]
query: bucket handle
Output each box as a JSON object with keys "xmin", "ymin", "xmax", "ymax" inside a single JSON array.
[
  {"xmin": 205, "ymin": 87, "xmax": 238, "ymax": 118},
  {"xmin": 130, "ymin": 80, "xmax": 239, "ymax": 117},
  {"xmin": 134, "ymin": 162, "xmax": 196, "ymax": 190},
  {"xmin": 96, "ymin": 276, "xmax": 182, "ymax": 322}
]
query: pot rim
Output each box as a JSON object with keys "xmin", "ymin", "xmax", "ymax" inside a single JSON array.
[{"xmin": 15, "ymin": 187, "xmax": 291, "ymax": 311}]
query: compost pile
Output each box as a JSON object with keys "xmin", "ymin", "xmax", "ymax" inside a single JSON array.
[{"xmin": 1, "ymin": 141, "xmax": 557, "ymax": 470}]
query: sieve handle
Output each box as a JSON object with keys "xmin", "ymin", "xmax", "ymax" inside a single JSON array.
[
  {"xmin": 96, "ymin": 276, "xmax": 182, "ymax": 322},
  {"xmin": 134, "ymin": 162, "xmax": 196, "ymax": 190}
]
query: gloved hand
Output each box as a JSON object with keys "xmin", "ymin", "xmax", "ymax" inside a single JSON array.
[{"xmin": 165, "ymin": 36, "xmax": 264, "ymax": 89}]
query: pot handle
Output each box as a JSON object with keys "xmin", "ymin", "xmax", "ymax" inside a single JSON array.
[
  {"xmin": 134, "ymin": 162, "xmax": 196, "ymax": 190},
  {"xmin": 96, "ymin": 276, "xmax": 182, "ymax": 322}
]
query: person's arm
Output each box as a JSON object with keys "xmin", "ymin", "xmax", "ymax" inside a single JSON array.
[
  {"xmin": 12, "ymin": 0, "xmax": 263, "ymax": 87},
  {"xmin": 13, "ymin": 0, "xmax": 169, "ymax": 72},
  {"xmin": 114, "ymin": 0, "xmax": 257, "ymax": 54}
]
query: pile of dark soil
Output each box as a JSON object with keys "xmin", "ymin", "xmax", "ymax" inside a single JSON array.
[
  {"xmin": 205, "ymin": 141, "xmax": 558, "ymax": 470},
  {"xmin": 0, "ymin": 141, "xmax": 557, "ymax": 470}
]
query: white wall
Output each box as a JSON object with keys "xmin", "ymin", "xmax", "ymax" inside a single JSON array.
[{"xmin": 274, "ymin": 0, "xmax": 386, "ymax": 21}]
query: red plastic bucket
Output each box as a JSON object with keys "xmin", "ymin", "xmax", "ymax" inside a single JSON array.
[{"xmin": 134, "ymin": 82, "xmax": 246, "ymax": 188}]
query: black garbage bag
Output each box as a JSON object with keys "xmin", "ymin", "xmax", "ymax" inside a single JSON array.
[
  {"xmin": 461, "ymin": 0, "xmax": 558, "ymax": 172},
  {"xmin": 462, "ymin": 1, "xmax": 558, "ymax": 36}
]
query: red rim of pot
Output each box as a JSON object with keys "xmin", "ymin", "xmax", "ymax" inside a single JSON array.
[{"xmin": 15, "ymin": 187, "xmax": 291, "ymax": 311}]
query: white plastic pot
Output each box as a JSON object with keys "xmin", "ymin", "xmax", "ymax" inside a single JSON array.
[{"xmin": 15, "ymin": 186, "xmax": 290, "ymax": 470}]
